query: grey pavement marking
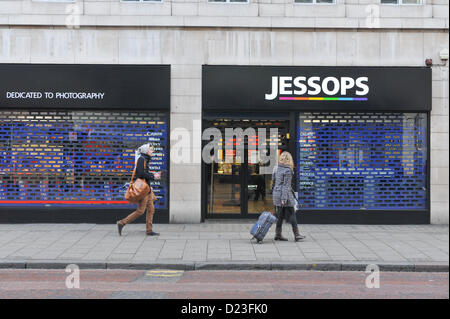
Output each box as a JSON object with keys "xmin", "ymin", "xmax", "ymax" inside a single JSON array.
[
  {"xmin": 136, "ymin": 239, "xmax": 165, "ymax": 253},
  {"xmin": 15, "ymin": 230, "xmax": 69, "ymax": 260},
  {"xmin": 158, "ymin": 240, "xmax": 187, "ymax": 260},
  {"xmin": 183, "ymin": 240, "xmax": 208, "ymax": 261}
]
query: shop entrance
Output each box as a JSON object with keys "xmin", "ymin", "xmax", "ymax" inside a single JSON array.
[{"xmin": 203, "ymin": 114, "xmax": 290, "ymax": 219}]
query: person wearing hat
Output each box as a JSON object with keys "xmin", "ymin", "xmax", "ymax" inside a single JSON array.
[{"xmin": 117, "ymin": 143, "xmax": 161, "ymax": 236}]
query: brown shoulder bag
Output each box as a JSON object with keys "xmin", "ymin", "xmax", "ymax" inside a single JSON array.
[{"xmin": 125, "ymin": 160, "xmax": 150, "ymax": 203}]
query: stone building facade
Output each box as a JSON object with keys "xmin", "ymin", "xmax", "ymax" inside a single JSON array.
[{"xmin": 0, "ymin": 0, "xmax": 448, "ymax": 224}]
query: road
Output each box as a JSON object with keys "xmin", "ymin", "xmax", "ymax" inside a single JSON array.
[{"xmin": 0, "ymin": 269, "xmax": 448, "ymax": 299}]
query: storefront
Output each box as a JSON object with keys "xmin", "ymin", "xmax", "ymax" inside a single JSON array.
[
  {"xmin": 202, "ymin": 65, "xmax": 431, "ymax": 224},
  {"xmin": 0, "ymin": 64, "xmax": 170, "ymax": 223}
]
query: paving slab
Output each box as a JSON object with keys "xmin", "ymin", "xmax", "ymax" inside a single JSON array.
[{"xmin": 0, "ymin": 223, "xmax": 447, "ymax": 272}]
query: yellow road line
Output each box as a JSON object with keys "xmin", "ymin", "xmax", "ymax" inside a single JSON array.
[
  {"xmin": 145, "ymin": 270, "xmax": 184, "ymax": 277},
  {"xmin": 146, "ymin": 274, "xmax": 184, "ymax": 278},
  {"xmin": 147, "ymin": 270, "xmax": 184, "ymax": 274}
]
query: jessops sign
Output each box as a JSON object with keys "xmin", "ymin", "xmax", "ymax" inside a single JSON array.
[
  {"xmin": 203, "ymin": 66, "xmax": 431, "ymax": 111},
  {"xmin": 0, "ymin": 64, "xmax": 170, "ymax": 110},
  {"xmin": 265, "ymin": 76, "xmax": 369, "ymax": 101}
]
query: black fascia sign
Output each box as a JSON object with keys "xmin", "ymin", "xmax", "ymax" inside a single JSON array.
[
  {"xmin": 202, "ymin": 65, "xmax": 431, "ymax": 112},
  {"xmin": 0, "ymin": 64, "xmax": 170, "ymax": 110}
]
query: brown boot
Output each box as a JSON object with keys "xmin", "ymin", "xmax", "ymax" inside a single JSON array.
[
  {"xmin": 274, "ymin": 227, "xmax": 288, "ymax": 241},
  {"xmin": 292, "ymin": 225, "xmax": 306, "ymax": 242}
]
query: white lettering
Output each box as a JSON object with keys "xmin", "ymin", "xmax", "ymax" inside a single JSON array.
[
  {"xmin": 293, "ymin": 76, "xmax": 307, "ymax": 95},
  {"xmin": 181, "ymin": 303, "xmax": 215, "ymax": 317},
  {"xmin": 202, "ymin": 128, "xmax": 222, "ymax": 164},
  {"xmin": 356, "ymin": 77, "xmax": 369, "ymax": 96},
  {"xmin": 279, "ymin": 76, "xmax": 292, "ymax": 95},
  {"xmin": 264, "ymin": 75, "xmax": 370, "ymax": 99},
  {"xmin": 265, "ymin": 76, "xmax": 278, "ymax": 100},
  {"xmin": 6, "ymin": 92, "xmax": 42, "ymax": 99},
  {"xmin": 170, "ymin": 128, "xmax": 191, "ymax": 164},
  {"xmin": 322, "ymin": 77, "xmax": 340, "ymax": 95},
  {"xmin": 340, "ymin": 77, "xmax": 355, "ymax": 96},
  {"xmin": 65, "ymin": 264, "xmax": 80, "ymax": 289},
  {"xmin": 307, "ymin": 77, "xmax": 321, "ymax": 95},
  {"xmin": 54, "ymin": 92, "xmax": 105, "ymax": 99},
  {"xmin": 365, "ymin": 264, "xmax": 380, "ymax": 289}
]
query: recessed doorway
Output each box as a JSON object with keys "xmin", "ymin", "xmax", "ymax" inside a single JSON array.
[{"xmin": 203, "ymin": 114, "xmax": 290, "ymax": 219}]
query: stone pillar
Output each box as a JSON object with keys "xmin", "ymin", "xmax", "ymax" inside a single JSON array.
[
  {"xmin": 430, "ymin": 65, "xmax": 449, "ymax": 224},
  {"xmin": 169, "ymin": 64, "xmax": 203, "ymax": 223}
]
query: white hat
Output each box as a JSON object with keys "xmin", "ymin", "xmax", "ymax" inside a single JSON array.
[{"xmin": 134, "ymin": 143, "xmax": 152, "ymax": 164}]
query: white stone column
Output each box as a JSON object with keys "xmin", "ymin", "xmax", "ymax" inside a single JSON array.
[
  {"xmin": 430, "ymin": 65, "xmax": 449, "ymax": 224},
  {"xmin": 169, "ymin": 63, "xmax": 203, "ymax": 223}
]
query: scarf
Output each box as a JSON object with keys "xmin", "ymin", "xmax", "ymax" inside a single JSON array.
[{"xmin": 134, "ymin": 143, "xmax": 151, "ymax": 164}]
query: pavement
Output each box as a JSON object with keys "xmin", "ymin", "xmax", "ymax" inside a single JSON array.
[{"xmin": 0, "ymin": 222, "xmax": 448, "ymax": 272}]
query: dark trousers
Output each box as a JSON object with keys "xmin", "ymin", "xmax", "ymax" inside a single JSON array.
[{"xmin": 275, "ymin": 206, "xmax": 298, "ymax": 231}]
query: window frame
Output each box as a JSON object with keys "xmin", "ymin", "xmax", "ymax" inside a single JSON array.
[
  {"xmin": 294, "ymin": 0, "xmax": 336, "ymax": 4},
  {"xmin": 32, "ymin": 0, "xmax": 76, "ymax": 2},
  {"xmin": 206, "ymin": 0, "xmax": 250, "ymax": 4},
  {"xmin": 380, "ymin": 0, "xmax": 423, "ymax": 5},
  {"xmin": 119, "ymin": 0, "xmax": 163, "ymax": 3}
]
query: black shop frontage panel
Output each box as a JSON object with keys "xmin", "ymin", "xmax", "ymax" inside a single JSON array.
[{"xmin": 0, "ymin": 64, "xmax": 170, "ymax": 223}]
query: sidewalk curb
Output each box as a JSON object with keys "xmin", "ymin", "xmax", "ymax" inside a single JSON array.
[{"xmin": 0, "ymin": 261, "xmax": 448, "ymax": 272}]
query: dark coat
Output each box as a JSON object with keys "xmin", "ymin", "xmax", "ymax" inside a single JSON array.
[
  {"xmin": 135, "ymin": 154, "xmax": 154, "ymax": 186},
  {"xmin": 272, "ymin": 164, "xmax": 295, "ymax": 208}
]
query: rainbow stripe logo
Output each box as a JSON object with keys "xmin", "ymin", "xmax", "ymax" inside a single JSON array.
[{"xmin": 279, "ymin": 97, "xmax": 368, "ymax": 101}]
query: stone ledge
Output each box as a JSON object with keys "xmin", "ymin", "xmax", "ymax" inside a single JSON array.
[
  {"xmin": 107, "ymin": 262, "xmax": 195, "ymax": 271},
  {"xmin": 25, "ymin": 260, "xmax": 107, "ymax": 269},
  {"xmin": 1, "ymin": 260, "xmax": 447, "ymax": 272},
  {"xmin": 0, "ymin": 15, "xmax": 448, "ymax": 30}
]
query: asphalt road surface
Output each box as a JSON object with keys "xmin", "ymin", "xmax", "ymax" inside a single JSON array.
[{"xmin": 0, "ymin": 269, "xmax": 448, "ymax": 299}]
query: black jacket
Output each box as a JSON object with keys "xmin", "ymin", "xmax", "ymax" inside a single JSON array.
[{"xmin": 135, "ymin": 154, "xmax": 154, "ymax": 185}]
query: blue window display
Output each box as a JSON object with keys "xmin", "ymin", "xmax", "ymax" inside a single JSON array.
[
  {"xmin": 0, "ymin": 110, "xmax": 168, "ymax": 209},
  {"xmin": 297, "ymin": 112, "xmax": 427, "ymax": 210}
]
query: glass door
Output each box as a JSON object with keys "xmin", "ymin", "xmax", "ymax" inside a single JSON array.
[
  {"xmin": 204, "ymin": 116, "xmax": 290, "ymax": 218},
  {"xmin": 246, "ymin": 150, "xmax": 276, "ymax": 215},
  {"xmin": 207, "ymin": 151, "xmax": 242, "ymax": 215}
]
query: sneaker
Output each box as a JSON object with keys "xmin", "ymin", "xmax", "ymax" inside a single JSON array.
[
  {"xmin": 117, "ymin": 221, "xmax": 124, "ymax": 236},
  {"xmin": 147, "ymin": 231, "xmax": 160, "ymax": 236}
]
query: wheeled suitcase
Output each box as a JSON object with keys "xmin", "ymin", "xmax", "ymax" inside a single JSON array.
[{"xmin": 250, "ymin": 211, "xmax": 277, "ymax": 244}]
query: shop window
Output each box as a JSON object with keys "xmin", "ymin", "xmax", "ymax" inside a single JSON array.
[
  {"xmin": 297, "ymin": 112, "xmax": 427, "ymax": 210},
  {"xmin": 0, "ymin": 110, "xmax": 168, "ymax": 209}
]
